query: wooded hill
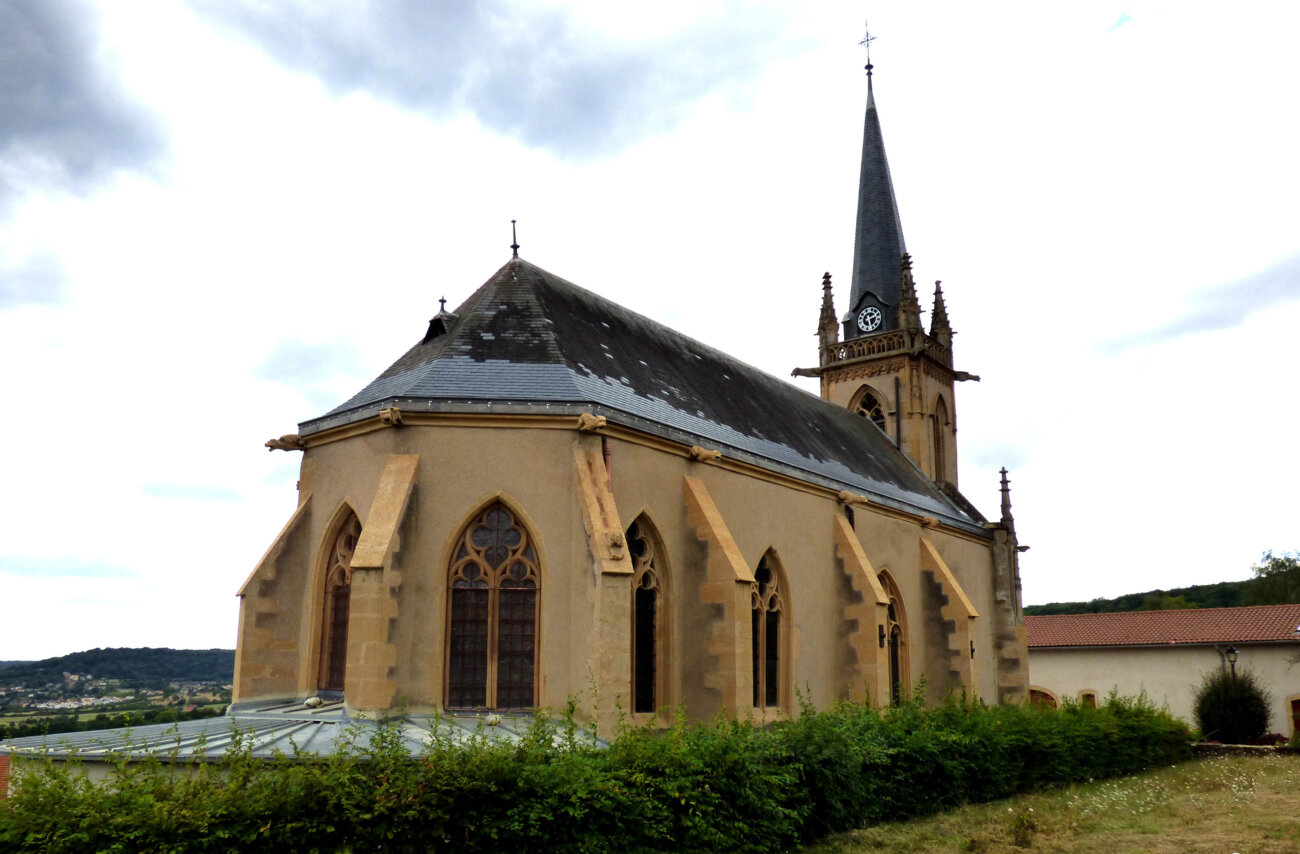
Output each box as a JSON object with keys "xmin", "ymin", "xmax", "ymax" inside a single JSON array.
[
  {"xmin": 0, "ymin": 648, "xmax": 234, "ymax": 689},
  {"xmin": 1024, "ymin": 580, "xmax": 1248, "ymax": 616},
  {"xmin": 1026, "ymin": 552, "xmax": 1300, "ymax": 616}
]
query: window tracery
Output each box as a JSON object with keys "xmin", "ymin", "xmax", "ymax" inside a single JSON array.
[
  {"xmin": 447, "ymin": 502, "xmax": 539, "ymax": 709},
  {"xmin": 319, "ymin": 511, "xmax": 361, "ymax": 693},
  {"xmin": 627, "ymin": 519, "xmax": 665, "ymax": 715},
  {"xmin": 878, "ymin": 569, "xmax": 908, "ymax": 705},
  {"xmin": 751, "ymin": 553, "xmax": 785, "ymax": 708},
  {"xmin": 852, "ymin": 386, "xmax": 888, "ymax": 432}
]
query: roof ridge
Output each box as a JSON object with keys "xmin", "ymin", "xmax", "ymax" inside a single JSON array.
[{"xmin": 298, "ymin": 256, "xmax": 986, "ymax": 530}]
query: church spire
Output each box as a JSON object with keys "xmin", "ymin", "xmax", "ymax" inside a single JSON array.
[
  {"xmin": 846, "ymin": 37, "xmax": 907, "ymax": 338},
  {"xmin": 930, "ymin": 280, "xmax": 952, "ymax": 346}
]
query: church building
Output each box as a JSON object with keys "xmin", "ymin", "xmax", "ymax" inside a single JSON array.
[{"xmin": 232, "ymin": 60, "xmax": 1030, "ymax": 731}]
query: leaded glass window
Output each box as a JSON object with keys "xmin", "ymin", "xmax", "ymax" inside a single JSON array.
[
  {"xmin": 854, "ymin": 388, "xmax": 888, "ymax": 432},
  {"xmin": 319, "ymin": 512, "xmax": 361, "ymax": 693},
  {"xmin": 447, "ymin": 502, "xmax": 540, "ymax": 709},
  {"xmin": 878, "ymin": 570, "xmax": 908, "ymax": 705},
  {"xmin": 751, "ymin": 553, "xmax": 784, "ymax": 709},
  {"xmin": 627, "ymin": 519, "xmax": 663, "ymax": 715}
]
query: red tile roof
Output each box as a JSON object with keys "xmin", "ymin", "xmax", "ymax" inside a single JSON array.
[{"xmin": 1025, "ymin": 604, "xmax": 1300, "ymax": 648}]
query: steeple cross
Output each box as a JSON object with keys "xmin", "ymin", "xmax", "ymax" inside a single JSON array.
[{"xmin": 858, "ymin": 20, "xmax": 876, "ymax": 69}]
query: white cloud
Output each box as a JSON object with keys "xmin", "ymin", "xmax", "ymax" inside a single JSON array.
[{"xmin": 1, "ymin": 1, "xmax": 1297, "ymax": 658}]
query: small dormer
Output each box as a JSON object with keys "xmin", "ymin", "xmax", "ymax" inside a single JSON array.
[{"xmin": 422, "ymin": 297, "xmax": 460, "ymax": 343}]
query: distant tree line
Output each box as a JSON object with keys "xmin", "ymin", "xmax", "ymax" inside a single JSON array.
[
  {"xmin": 1026, "ymin": 551, "xmax": 1300, "ymax": 616},
  {"xmin": 0, "ymin": 648, "xmax": 234, "ymax": 691},
  {"xmin": 1, "ymin": 705, "xmax": 227, "ymax": 741}
]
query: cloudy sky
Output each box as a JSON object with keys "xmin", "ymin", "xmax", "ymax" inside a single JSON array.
[{"xmin": 2, "ymin": 1, "xmax": 1297, "ymax": 660}]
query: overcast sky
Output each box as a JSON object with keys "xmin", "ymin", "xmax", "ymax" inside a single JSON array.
[{"xmin": 2, "ymin": 1, "xmax": 1297, "ymax": 660}]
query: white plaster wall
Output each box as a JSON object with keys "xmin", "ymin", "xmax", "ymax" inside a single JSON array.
[{"xmin": 1029, "ymin": 643, "xmax": 1300, "ymax": 737}]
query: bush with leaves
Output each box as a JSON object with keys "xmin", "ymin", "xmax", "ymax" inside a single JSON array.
[
  {"xmin": 0, "ymin": 693, "xmax": 1191, "ymax": 853},
  {"xmin": 1194, "ymin": 666, "xmax": 1270, "ymax": 744}
]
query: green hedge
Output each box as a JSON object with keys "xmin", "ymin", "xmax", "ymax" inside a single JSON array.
[{"xmin": 0, "ymin": 693, "xmax": 1190, "ymax": 853}]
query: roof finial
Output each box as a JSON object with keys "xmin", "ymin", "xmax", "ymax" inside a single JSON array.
[
  {"xmin": 999, "ymin": 467, "xmax": 1013, "ymax": 524},
  {"xmin": 858, "ymin": 19, "xmax": 876, "ymax": 77},
  {"xmin": 930, "ymin": 280, "xmax": 952, "ymax": 345},
  {"xmin": 510, "ymin": 219, "xmax": 519, "ymax": 258},
  {"xmin": 438, "ymin": 296, "xmax": 447, "ymax": 312},
  {"xmin": 818, "ymin": 272, "xmax": 837, "ymax": 334}
]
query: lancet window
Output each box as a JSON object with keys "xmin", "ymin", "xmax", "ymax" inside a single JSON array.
[
  {"xmin": 751, "ymin": 552, "xmax": 785, "ymax": 709},
  {"xmin": 318, "ymin": 511, "xmax": 361, "ymax": 693},
  {"xmin": 626, "ymin": 518, "xmax": 666, "ymax": 715},
  {"xmin": 446, "ymin": 502, "xmax": 540, "ymax": 709},
  {"xmin": 878, "ymin": 569, "xmax": 908, "ymax": 705}
]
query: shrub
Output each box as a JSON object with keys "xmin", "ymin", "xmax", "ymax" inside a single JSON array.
[
  {"xmin": 0, "ymin": 695, "xmax": 1191, "ymax": 853},
  {"xmin": 1193, "ymin": 667, "xmax": 1270, "ymax": 744}
]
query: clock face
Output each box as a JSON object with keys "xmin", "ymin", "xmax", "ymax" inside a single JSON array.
[{"xmin": 857, "ymin": 306, "xmax": 883, "ymax": 332}]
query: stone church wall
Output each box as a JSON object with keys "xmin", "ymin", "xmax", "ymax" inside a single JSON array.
[{"xmin": 235, "ymin": 415, "xmax": 1017, "ymax": 727}]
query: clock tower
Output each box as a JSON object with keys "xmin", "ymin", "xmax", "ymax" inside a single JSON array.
[{"xmin": 796, "ymin": 60, "xmax": 970, "ymax": 487}]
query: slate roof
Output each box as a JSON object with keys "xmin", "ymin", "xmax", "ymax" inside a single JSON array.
[
  {"xmin": 1025, "ymin": 604, "xmax": 1300, "ymax": 648},
  {"xmin": 299, "ymin": 257, "xmax": 986, "ymax": 533},
  {"xmin": 0, "ymin": 700, "xmax": 601, "ymax": 761},
  {"xmin": 847, "ymin": 74, "xmax": 907, "ymax": 326}
]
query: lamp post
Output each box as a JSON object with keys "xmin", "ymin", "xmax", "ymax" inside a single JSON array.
[{"xmin": 1225, "ymin": 646, "xmax": 1238, "ymax": 683}]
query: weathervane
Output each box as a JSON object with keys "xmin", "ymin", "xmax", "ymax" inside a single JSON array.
[{"xmin": 859, "ymin": 20, "xmax": 876, "ymax": 76}]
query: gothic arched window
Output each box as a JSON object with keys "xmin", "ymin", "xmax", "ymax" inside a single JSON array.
[
  {"xmin": 319, "ymin": 511, "xmax": 361, "ymax": 693},
  {"xmin": 878, "ymin": 569, "xmax": 909, "ymax": 705},
  {"xmin": 751, "ymin": 552, "xmax": 786, "ymax": 709},
  {"xmin": 852, "ymin": 386, "xmax": 888, "ymax": 433},
  {"xmin": 627, "ymin": 517, "xmax": 668, "ymax": 715},
  {"xmin": 446, "ymin": 502, "xmax": 540, "ymax": 709}
]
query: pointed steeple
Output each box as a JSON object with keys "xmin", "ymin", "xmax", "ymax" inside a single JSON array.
[
  {"xmin": 846, "ymin": 62, "xmax": 907, "ymax": 336},
  {"xmin": 930, "ymin": 280, "xmax": 952, "ymax": 346}
]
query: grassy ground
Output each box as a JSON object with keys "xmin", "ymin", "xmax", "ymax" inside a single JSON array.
[{"xmin": 803, "ymin": 754, "xmax": 1300, "ymax": 854}]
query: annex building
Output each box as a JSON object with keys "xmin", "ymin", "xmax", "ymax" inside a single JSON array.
[{"xmin": 1026, "ymin": 605, "xmax": 1300, "ymax": 737}]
